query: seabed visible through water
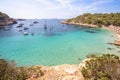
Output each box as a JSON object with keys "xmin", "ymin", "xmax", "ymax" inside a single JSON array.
[{"xmin": 0, "ymin": 19, "xmax": 119, "ymax": 66}]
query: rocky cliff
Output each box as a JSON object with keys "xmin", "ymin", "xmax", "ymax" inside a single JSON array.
[{"xmin": 0, "ymin": 12, "xmax": 17, "ymax": 28}]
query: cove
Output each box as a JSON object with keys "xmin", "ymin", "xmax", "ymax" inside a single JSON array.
[{"xmin": 0, "ymin": 19, "xmax": 119, "ymax": 66}]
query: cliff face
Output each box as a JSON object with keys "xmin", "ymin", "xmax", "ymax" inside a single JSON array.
[{"xmin": 0, "ymin": 12, "xmax": 17, "ymax": 27}]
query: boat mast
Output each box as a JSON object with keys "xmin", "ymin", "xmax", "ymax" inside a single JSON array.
[{"xmin": 44, "ymin": 19, "xmax": 47, "ymax": 29}]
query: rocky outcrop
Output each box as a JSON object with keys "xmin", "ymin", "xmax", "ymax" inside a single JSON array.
[
  {"xmin": 114, "ymin": 34, "xmax": 120, "ymax": 46},
  {"xmin": 106, "ymin": 25, "xmax": 120, "ymax": 34},
  {"xmin": 114, "ymin": 40, "xmax": 120, "ymax": 46},
  {"xmin": 0, "ymin": 12, "xmax": 17, "ymax": 28},
  {"xmin": 25, "ymin": 64, "xmax": 84, "ymax": 80},
  {"xmin": 24, "ymin": 59, "xmax": 92, "ymax": 80}
]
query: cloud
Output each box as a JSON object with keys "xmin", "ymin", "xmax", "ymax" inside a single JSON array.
[
  {"xmin": 0, "ymin": 0, "xmax": 118, "ymax": 19},
  {"xmin": 34, "ymin": 0, "xmax": 73, "ymax": 10},
  {"xmin": 84, "ymin": 0, "xmax": 113, "ymax": 11},
  {"xmin": 56, "ymin": 0, "xmax": 72, "ymax": 5},
  {"xmin": 35, "ymin": 0, "xmax": 55, "ymax": 7},
  {"xmin": 73, "ymin": 0, "xmax": 114, "ymax": 14},
  {"xmin": 31, "ymin": 0, "xmax": 111, "ymax": 12}
]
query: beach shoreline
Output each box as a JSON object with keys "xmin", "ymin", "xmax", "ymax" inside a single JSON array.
[{"xmin": 61, "ymin": 21, "xmax": 120, "ymax": 46}]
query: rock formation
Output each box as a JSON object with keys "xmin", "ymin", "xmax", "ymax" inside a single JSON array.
[{"xmin": 0, "ymin": 12, "xmax": 17, "ymax": 28}]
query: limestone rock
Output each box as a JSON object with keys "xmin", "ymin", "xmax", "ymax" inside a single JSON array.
[{"xmin": 114, "ymin": 40, "xmax": 120, "ymax": 46}]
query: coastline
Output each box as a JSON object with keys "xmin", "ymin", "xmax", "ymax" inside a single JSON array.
[
  {"xmin": 0, "ymin": 18, "xmax": 17, "ymax": 26},
  {"xmin": 61, "ymin": 21, "xmax": 98, "ymax": 28},
  {"xmin": 0, "ymin": 12, "xmax": 17, "ymax": 27},
  {"xmin": 24, "ymin": 59, "xmax": 91, "ymax": 80},
  {"xmin": 20, "ymin": 21, "xmax": 120, "ymax": 80},
  {"xmin": 61, "ymin": 21, "xmax": 120, "ymax": 46}
]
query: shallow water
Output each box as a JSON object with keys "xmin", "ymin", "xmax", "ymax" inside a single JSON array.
[{"xmin": 0, "ymin": 19, "xmax": 119, "ymax": 66}]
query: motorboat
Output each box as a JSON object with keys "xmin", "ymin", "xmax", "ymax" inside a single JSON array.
[{"xmin": 24, "ymin": 27, "xmax": 29, "ymax": 30}]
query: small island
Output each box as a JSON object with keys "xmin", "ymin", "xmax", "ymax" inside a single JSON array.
[{"xmin": 0, "ymin": 12, "xmax": 17, "ymax": 29}]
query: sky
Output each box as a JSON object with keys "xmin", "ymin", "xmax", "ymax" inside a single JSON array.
[{"xmin": 0, "ymin": 0, "xmax": 120, "ymax": 19}]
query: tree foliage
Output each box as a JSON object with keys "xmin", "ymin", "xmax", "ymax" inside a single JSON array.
[
  {"xmin": 66, "ymin": 13, "xmax": 120, "ymax": 27},
  {"xmin": 0, "ymin": 12, "xmax": 9, "ymax": 20}
]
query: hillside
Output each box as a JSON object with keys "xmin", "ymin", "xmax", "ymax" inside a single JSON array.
[
  {"xmin": 65, "ymin": 13, "xmax": 120, "ymax": 27},
  {"xmin": 0, "ymin": 12, "xmax": 17, "ymax": 28},
  {"xmin": 82, "ymin": 54, "xmax": 120, "ymax": 80}
]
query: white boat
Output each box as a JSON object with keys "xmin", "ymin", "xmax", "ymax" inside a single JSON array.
[
  {"xmin": 17, "ymin": 23, "xmax": 24, "ymax": 28},
  {"xmin": 24, "ymin": 32, "xmax": 28, "ymax": 35}
]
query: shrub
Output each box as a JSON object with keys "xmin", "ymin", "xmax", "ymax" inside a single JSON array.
[
  {"xmin": 0, "ymin": 59, "xmax": 27, "ymax": 80},
  {"xmin": 82, "ymin": 54, "xmax": 120, "ymax": 80},
  {"xmin": 66, "ymin": 13, "xmax": 120, "ymax": 27}
]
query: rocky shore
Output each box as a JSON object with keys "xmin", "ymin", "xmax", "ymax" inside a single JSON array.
[
  {"xmin": 1, "ymin": 54, "xmax": 119, "ymax": 80},
  {"xmin": 61, "ymin": 21, "xmax": 98, "ymax": 28},
  {"xmin": 0, "ymin": 18, "xmax": 17, "ymax": 26},
  {"xmin": 0, "ymin": 19, "xmax": 17, "ymax": 28},
  {"xmin": 103, "ymin": 25, "xmax": 120, "ymax": 46},
  {"xmin": 61, "ymin": 21, "xmax": 120, "ymax": 46},
  {"xmin": 0, "ymin": 12, "xmax": 17, "ymax": 28},
  {"xmin": 24, "ymin": 59, "xmax": 91, "ymax": 80}
]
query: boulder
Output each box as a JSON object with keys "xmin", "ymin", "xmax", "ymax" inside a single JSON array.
[{"xmin": 114, "ymin": 40, "xmax": 120, "ymax": 46}]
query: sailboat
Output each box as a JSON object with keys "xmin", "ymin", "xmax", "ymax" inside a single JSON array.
[
  {"xmin": 17, "ymin": 23, "xmax": 24, "ymax": 28},
  {"xmin": 29, "ymin": 19, "xmax": 34, "ymax": 26},
  {"xmin": 44, "ymin": 20, "xmax": 47, "ymax": 29}
]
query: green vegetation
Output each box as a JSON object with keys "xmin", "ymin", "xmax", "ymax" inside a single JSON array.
[
  {"xmin": 0, "ymin": 12, "xmax": 17, "ymax": 27},
  {"xmin": 66, "ymin": 13, "xmax": 120, "ymax": 27},
  {"xmin": 0, "ymin": 12, "xmax": 9, "ymax": 20},
  {"xmin": 0, "ymin": 59, "xmax": 45, "ymax": 80},
  {"xmin": 0, "ymin": 12, "xmax": 8, "ymax": 17},
  {"xmin": 82, "ymin": 54, "xmax": 120, "ymax": 80},
  {"xmin": 0, "ymin": 59, "xmax": 27, "ymax": 80},
  {"xmin": 0, "ymin": 54, "xmax": 120, "ymax": 80}
]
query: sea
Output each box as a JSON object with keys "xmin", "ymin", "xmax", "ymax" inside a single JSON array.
[{"xmin": 0, "ymin": 19, "xmax": 119, "ymax": 66}]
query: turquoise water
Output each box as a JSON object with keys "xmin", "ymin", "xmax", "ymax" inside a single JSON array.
[{"xmin": 0, "ymin": 19, "xmax": 119, "ymax": 66}]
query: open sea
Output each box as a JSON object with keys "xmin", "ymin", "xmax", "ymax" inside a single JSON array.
[{"xmin": 0, "ymin": 19, "xmax": 119, "ymax": 66}]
